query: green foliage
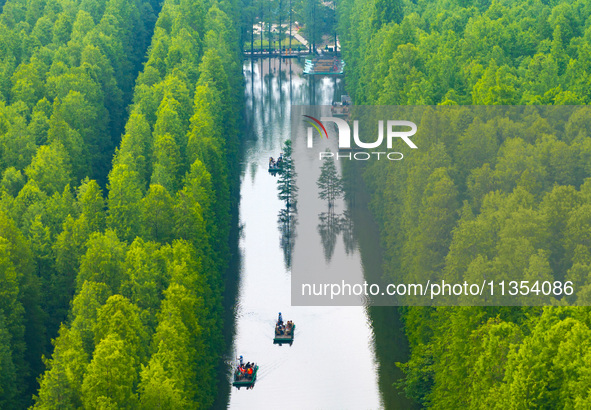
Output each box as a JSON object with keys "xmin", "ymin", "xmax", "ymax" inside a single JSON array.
[
  {"xmin": 26, "ymin": 142, "xmax": 72, "ymax": 196},
  {"xmin": 77, "ymin": 230, "xmax": 127, "ymax": 293},
  {"xmin": 113, "ymin": 111, "xmax": 152, "ymax": 187},
  {"xmin": 0, "ymin": 237, "xmax": 23, "ymax": 403},
  {"xmin": 151, "ymin": 133, "xmax": 182, "ymax": 193},
  {"xmin": 277, "ymin": 139, "xmax": 298, "ymax": 207},
  {"xmin": 340, "ymin": 0, "xmax": 591, "ymax": 105},
  {"xmin": 120, "ymin": 239, "xmax": 168, "ymax": 332},
  {"xmin": 32, "ymin": 326, "xmax": 88, "ymax": 409},
  {"xmin": 77, "ymin": 179, "xmax": 106, "ymax": 233},
  {"xmin": 0, "ymin": 313, "xmax": 17, "ymax": 407},
  {"xmin": 70, "ymin": 281, "xmax": 112, "ymax": 356},
  {"xmin": 29, "ymin": 0, "xmax": 243, "ymax": 408},
  {"xmin": 339, "ymin": 0, "xmax": 591, "ymax": 408},
  {"xmin": 107, "ymin": 163, "xmax": 143, "ymax": 242},
  {"xmin": 93, "ymin": 295, "xmax": 149, "ymax": 364},
  {"xmin": 141, "ymin": 184, "xmax": 174, "ymax": 244},
  {"xmin": 138, "ymin": 356, "xmax": 189, "ymax": 409},
  {"xmin": 80, "ymin": 334, "xmax": 139, "ymax": 409},
  {"xmin": 1, "ymin": 167, "xmax": 25, "ymax": 197}
]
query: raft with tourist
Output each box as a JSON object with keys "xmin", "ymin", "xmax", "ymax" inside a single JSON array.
[
  {"xmin": 331, "ymin": 95, "xmax": 351, "ymax": 117},
  {"xmin": 232, "ymin": 355, "xmax": 258, "ymax": 389},
  {"xmin": 268, "ymin": 153, "xmax": 284, "ymax": 173},
  {"xmin": 273, "ymin": 312, "xmax": 295, "ymax": 346}
]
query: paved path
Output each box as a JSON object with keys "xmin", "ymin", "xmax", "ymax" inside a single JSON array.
[
  {"xmin": 292, "ymin": 31, "xmax": 340, "ymax": 52},
  {"xmin": 293, "ymin": 32, "xmax": 309, "ymax": 48}
]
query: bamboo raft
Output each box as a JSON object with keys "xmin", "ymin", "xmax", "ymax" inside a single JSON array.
[
  {"xmin": 273, "ymin": 321, "xmax": 295, "ymax": 346},
  {"xmin": 232, "ymin": 364, "xmax": 258, "ymax": 389}
]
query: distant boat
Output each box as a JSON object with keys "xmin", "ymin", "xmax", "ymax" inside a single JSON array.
[
  {"xmin": 268, "ymin": 157, "xmax": 284, "ymax": 173},
  {"xmin": 273, "ymin": 320, "xmax": 295, "ymax": 346},
  {"xmin": 304, "ymin": 57, "xmax": 345, "ymax": 75},
  {"xmin": 331, "ymin": 95, "xmax": 352, "ymax": 117},
  {"xmin": 232, "ymin": 361, "xmax": 258, "ymax": 389}
]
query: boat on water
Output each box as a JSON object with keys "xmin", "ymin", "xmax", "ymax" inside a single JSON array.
[
  {"xmin": 303, "ymin": 57, "xmax": 345, "ymax": 75},
  {"xmin": 268, "ymin": 164, "xmax": 283, "ymax": 173},
  {"xmin": 331, "ymin": 95, "xmax": 352, "ymax": 117},
  {"xmin": 268, "ymin": 155, "xmax": 284, "ymax": 173},
  {"xmin": 232, "ymin": 359, "xmax": 258, "ymax": 389},
  {"xmin": 273, "ymin": 320, "xmax": 295, "ymax": 346}
]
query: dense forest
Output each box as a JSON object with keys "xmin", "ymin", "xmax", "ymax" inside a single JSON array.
[
  {"xmin": 0, "ymin": 0, "xmax": 242, "ymax": 407},
  {"xmin": 339, "ymin": 0, "xmax": 591, "ymax": 408}
]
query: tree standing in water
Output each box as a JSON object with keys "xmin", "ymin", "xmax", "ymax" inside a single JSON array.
[
  {"xmin": 317, "ymin": 148, "xmax": 343, "ymax": 209},
  {"xmin": 277, "ymin": 140, "xmax": 298, "ymax": 209},
  {"xmin": 277, "ymin": 140, "xmax": 298, "ymax": 268}
]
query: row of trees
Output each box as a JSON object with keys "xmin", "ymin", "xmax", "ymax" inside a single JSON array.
[
  {"xmin": 241, "ymin": 0, "xmax": 336, "ymax": 53},
  {"xmin": 32, "ymin": 0, "xmax": 243, "ymax": 407},
  {"xmin": 339, "ymin": 0, "xmax": 591, "ymax": 407},
  {"xmin": 0, "ymin": 0, "xmax": 160, "ymax": 405},
  {"xmin": 340, "ymin": 0, "xmax": 591, "ymax": 106},
  {"xmin": 0, "ymin": 0, "xmax": 243, "ymax": 407}
]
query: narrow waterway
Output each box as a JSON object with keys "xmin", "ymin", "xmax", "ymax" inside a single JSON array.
[{"xmin": 221, "ymin": 57, "xmax": 415, "ymax": 409}]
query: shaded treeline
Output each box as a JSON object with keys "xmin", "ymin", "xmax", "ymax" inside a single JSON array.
[{"xmin": 339, "ymin": 0, "xmax": 591, "ymax": 408}]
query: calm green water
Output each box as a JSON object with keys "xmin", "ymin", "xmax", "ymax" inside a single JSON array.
[{"xmin": 217, "ymin": 57, "xmax": 416, "ymax": 409}]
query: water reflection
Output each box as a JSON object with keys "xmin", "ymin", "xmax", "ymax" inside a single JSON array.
[
  {"xmin": 225, "ymin": 58, "xmax": 405, "ymax": 410},
  {"xmin": 316, "ymin": 211, "xmax": 339, "ymax": 261},
  {"xmin": 316, "ymin": 150, "xmax": 356, "ymax": 261},
  {"xmin": 316, "ymin": 209, "xmax": 357, "ymax": 262},
  {"xmin": 340, "ymin": 209, "xmax": 356, "ymax": 254},
  {"xmin": 341, "ymin": 161, "xmax": 418, "ymax": 409},
  {"xmin": 278, "ymin": 208, "xmax": 297, "ymax": 268}
]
